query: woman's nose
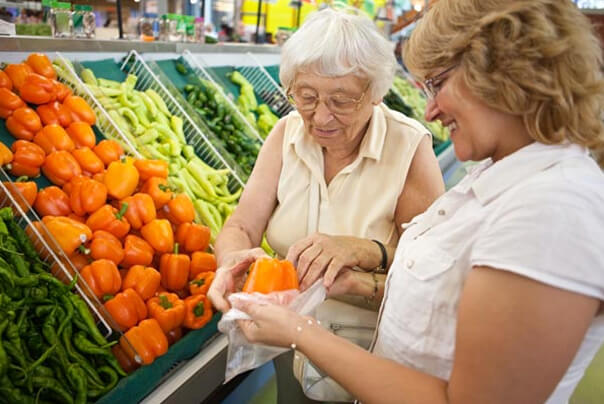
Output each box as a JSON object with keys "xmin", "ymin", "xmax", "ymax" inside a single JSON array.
[
  {"xmin": 312, "ymin": 100, "xmax": 335, "ymax": 125},
  {"xmin": 424, "ymin": 98, "xmax": 441, "ymax": 122}
]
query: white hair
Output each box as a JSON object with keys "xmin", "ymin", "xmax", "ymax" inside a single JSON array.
[{"xmin": 279, "ymin": 7, "xmax": 396, "ymax": 100}]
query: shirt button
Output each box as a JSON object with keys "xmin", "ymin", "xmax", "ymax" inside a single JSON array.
[
  {"xmin": 406, "ymin": 259, "xmax": 414, "ymax": 269},
  {"xmin": 438, "ymin": 209, "xmax": 446, "ymax": 216}
]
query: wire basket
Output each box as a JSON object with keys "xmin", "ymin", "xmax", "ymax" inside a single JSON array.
[
  {"xmin": 0, "ymin": 167, "xmax": 121, "ymax": 342},
  {"xmin": 182, "ymin": 50, "xmax": 264, "ymax": 144},
  {"xmin": 235, "ymin": 52, "xmax": 294, "ymax": 118},
  {"xmin": 120, "ymin": 50, "xmax": 246, "ymax": 192},
  {"xmin": 54, "ymin": 52, "xmax": 142, "ymax": 159}
]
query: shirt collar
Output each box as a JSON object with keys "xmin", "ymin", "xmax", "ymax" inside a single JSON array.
[
  {"xmin": 471, "ymin": 142, "xmax": 588, "ymax": 205},
  {"xmin": 289, "ymin": 103, "xmax": 387, "ymax": 163}
]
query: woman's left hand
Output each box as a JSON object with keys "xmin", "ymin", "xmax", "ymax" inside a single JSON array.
[
  {"xmin": 234, "ymin": 300, "xmax": 304, "ymax": 348},
  {"xmin": 286, "ymin": 233, "xmax": 360, "ymax": 291}
]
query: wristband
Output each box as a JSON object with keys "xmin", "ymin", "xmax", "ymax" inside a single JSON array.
[{"xmin": 372, "ymin": 239, "xmax": 388, "ymax": 274}]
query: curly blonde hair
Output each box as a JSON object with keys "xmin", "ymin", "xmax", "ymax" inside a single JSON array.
[{"xmin": 404, "ymin": 0, "xmax": 604, "ymax": 167}]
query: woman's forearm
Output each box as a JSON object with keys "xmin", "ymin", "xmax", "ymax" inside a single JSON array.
[
  {"xmin": 214, "ymin": 219, "xmax": 256, "ymax": 267},
  {"xmin": 297, "ymin": 323, "xmax": 449, "ymax": 404},
  {"xmin": 343, "ymin": 236, "xmax": 396, "ymax": 272}
]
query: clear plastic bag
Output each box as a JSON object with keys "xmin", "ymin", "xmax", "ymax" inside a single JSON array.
[{"xmin": 218, "ymin": 280, "xmax": 326, "ymax": 382}]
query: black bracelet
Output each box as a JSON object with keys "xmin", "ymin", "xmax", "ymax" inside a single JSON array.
[{"xmin": 372, "ymin": 239, "xmax": 388, "ymax": 274}]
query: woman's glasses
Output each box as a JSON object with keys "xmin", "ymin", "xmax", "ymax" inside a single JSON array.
[
  {"xmin": 422, "ymin": 65, "xmax": 457, "ymax": 99},
  {"xmin": 287, "ymin": 83, "xmax": 370, "ymax": 115}
]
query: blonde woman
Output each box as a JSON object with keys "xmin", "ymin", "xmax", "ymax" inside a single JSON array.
[
  {"xmin": 208, "ymin": 7, "xmax": 445, "ymax": 402},
  {"xmin": 233, "ymin": 1, "xmax": 604, "ymax": 403}
]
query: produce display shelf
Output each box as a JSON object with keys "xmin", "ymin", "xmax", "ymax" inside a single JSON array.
[
  {"xmin": 235, "ymin": 52, "xmax": 294, "ymax": 118},
  {"xmin": 182, "ymin": 49, "xmax": 264, "ymax": 143},
  {"xmin": 120, "ymin": 50, "xmax": 247, "ymax": 192}
]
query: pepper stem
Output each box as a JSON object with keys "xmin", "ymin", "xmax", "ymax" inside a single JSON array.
[
  {"xmin": 15, "ymin": 176, "xmax": 29, "ymax": 182},
  {"xmin": 174, "ymin": 242, "xmax": 179, "ymax": 255},
  {"xmin": 193, "ymin": 301, "xmax": 205, "ymax": 317},
  {"xmin": 159, "ymin": 294, "xmax": 173, "ymax": 310},
  {"xmin": 115, "ymin": 202, "xmax": 128, "ymax": 219}
]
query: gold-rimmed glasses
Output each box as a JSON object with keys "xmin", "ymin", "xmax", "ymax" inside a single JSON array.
[
  {"xmin": 422, "ymin": 64, "xmax": 458, "ymax": 99},
  {"xmin": 287, "ymin": 82, "xmax": 370, "ymax": 115}
]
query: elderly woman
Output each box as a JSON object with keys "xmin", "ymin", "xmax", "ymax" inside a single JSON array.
[
  {"xmin": 232, "ymin": 0, "xmax": 604, "ymax": 403},
  {"xmin": 208, "ymin": 7, "xmax": 445, "ymax": 402}
]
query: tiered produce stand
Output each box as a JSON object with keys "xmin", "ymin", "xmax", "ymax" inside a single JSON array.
[{"xmin": 0, "ymin": 37, "xmax": 455, "ymax": 404}]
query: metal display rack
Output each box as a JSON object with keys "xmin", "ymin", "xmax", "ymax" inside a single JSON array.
[
  {"xmin": 120, "ymin": 50, "xmax": 246, "ymax": 191},
  {"xmin": 236, "ymin": 52, "xmax": 294, "ymax": 118},
  {"xmin": 182, "ymin": 49, "xmax": 264, "ymax": 144},
  {"xmin": 0, "ymin": 168, "xmax": 124, "ymax": 344},
  {"xmin": 54, "ymin": 52, "xmax": 142, "ymax": 159}
]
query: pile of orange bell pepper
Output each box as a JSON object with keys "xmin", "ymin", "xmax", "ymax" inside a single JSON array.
[{"xmin": 1, "ymin": 53, "xmax": 220, "ymax": 371}]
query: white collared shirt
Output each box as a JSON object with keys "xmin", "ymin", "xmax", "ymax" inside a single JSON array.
[
  {"xmin": 266, "ymin": 103, "xmax": 428, "ymax": 257},
  {"xmin": 373, "ymin": 142, "xmax": 604, "ymax": 403}
]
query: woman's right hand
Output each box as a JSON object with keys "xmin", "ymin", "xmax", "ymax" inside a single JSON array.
[{"xmin": 208, "ymin": 247, "xmax": 268, "ymax": 312}]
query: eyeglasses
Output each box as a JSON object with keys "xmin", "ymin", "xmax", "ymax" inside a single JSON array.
[
  {"xmin": 287, "ymin": 82, "xmax": 370, "ymax": 115},
  {"xmin": 422, "ymin": 64, "xmax": 458, "ymax": 99}
]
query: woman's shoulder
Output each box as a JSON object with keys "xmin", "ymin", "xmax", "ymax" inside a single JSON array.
[{"xmin": 380, "ymin": 103, "xmax": 431, "ymax": 138}]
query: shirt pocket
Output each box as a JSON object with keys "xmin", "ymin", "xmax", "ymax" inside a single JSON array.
[
  {"xmin": 402, "ymin": 238, "xmax": 456, "ymax": 281},
  {"xmin": 388, "ymin": 238, "xmax": 456, "ymax": 339}
]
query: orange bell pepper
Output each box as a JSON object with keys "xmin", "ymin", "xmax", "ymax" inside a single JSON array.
[
  {"xmin": 134, "ymin": 159, "xmax": 168, "ymax": 181},
  {"xmin": 141, "ymin": 219, "xmax": 174, "ymax": 254},
  {"xmin": 36, "ymin": 101, "xmax": 73, "ymax": 128},
  {"xmin": 242, "ymin": 257, "xmax": 299, "ymax": 294},
  {"xmin": 0, "ymin": 88, "xmax": 25, "ymax": 119},
  {"xmin": 146, "ymin": 293, "xmax": 186, "ymax": 333},
  {"xmin": 66, "ymin": 121, "xmax": 96, "ymax": 149},
  {"xmin": 175, "ymin": 222, "xmax": 211, "ymax": 254},
  {"xmin": 164, "ymin": 194, "xmax": 195, "ymax": 225},
  {"xmin": 189, "ymin": 271, "xmax": 215, "ymax": 296},
  {"xmin": 6, "ymin": 107, "xmax": 42, "ymax": 141},
  {"xmin": 3, "ymin": 63, "xmax": 33, "ymax": 90},
  {"xmin": 63, "ymin": 95, "xmax": 95, "ymax": 125},
  {"xmin": 183, "ymin": 294, "xmax": 213, "ymax": 330},
  {"xmin": 34, "ymin": 124, "xmax": 75, "ymax": 155},
  {"xmin": 93, "ymin": 139, "xmax": 123, "ymax": 167},
  {"xmin": 25, "ymin": 53, "xmax": 57, "ymax": 80},
  {"xmin": 104, "ymin": 288, "xmax": 147, "ymax": 331},
  {"xmin": 189, "ymin": 252, "xmax": 217, "ymax": 280},
  {"xmin": 20, "ymin": 73, "xmax": 57, "ymax": 105},
  {"xmin": 122, "ymin": 193, "xmax": 156, "ymax": 230},
  {"xmin": 10, "ymin": 140, "xmax": 45, "ymax": 178},
  {"xmin": 69, "ymin": 176, "xmax": 107, "ymax": 216},
  {"xmin": 72, "ymin": 147, "xmax": 104, "ymax": 176},
  {"xmin": 42, "ymin": 150, "xmax": 82, "ymax": 186},
  {"xmin": 0, "ymin": 70, "xmax": 12, "ymax": 90},
  {"xmin": 121, "ymin": 235, "xmax": 154, "ymax": 268},
  {"xmin": 141, "ymin": 177, "xmax": 172, "ymax": 209},
  {"xmin": 159, "ymin": 243, "xmax": 190, "ymax": 291},
  {"xmin": 53, "ymin": 80, "xmax": 72, "ymax": 102},
  {"xmin": 80, "ymin": 258, "xmax": 122, "ymax": 300},
  {"xmin": 89, "ymin": 230, "xmax": 124, "ymax": 266},
  {"xmin": 86, "ymin": 203, "xmax": 131, "ymax": 239},
  {"xmin": 104, "ymin": 158, "xmax": 139, "ymax": 200},
  {"xmin": 2, "ymin": 178, "xmax": 37, "ymax": 214},
  {"xmin": 0, "ymin": 142, "xmax": 13, "ymax": 167},
  {"xmin": 122, "ymin": 265, "xmax": 161, "ymax": 301},
  {"xmin": 34, "ymin": 186, "xmax": 71, "ymax": 216},
  {"xmin": 41, "ymin": 215, "xmax": 92, "ymax": 256},
  {"xmin": 119, "ymin": 318, "xmax": 168, "ymax": 365}
]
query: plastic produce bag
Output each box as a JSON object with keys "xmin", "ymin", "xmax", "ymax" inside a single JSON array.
[{"xmin": 218, "ymin": 280, "xmax": 326, "ymax": 382}]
